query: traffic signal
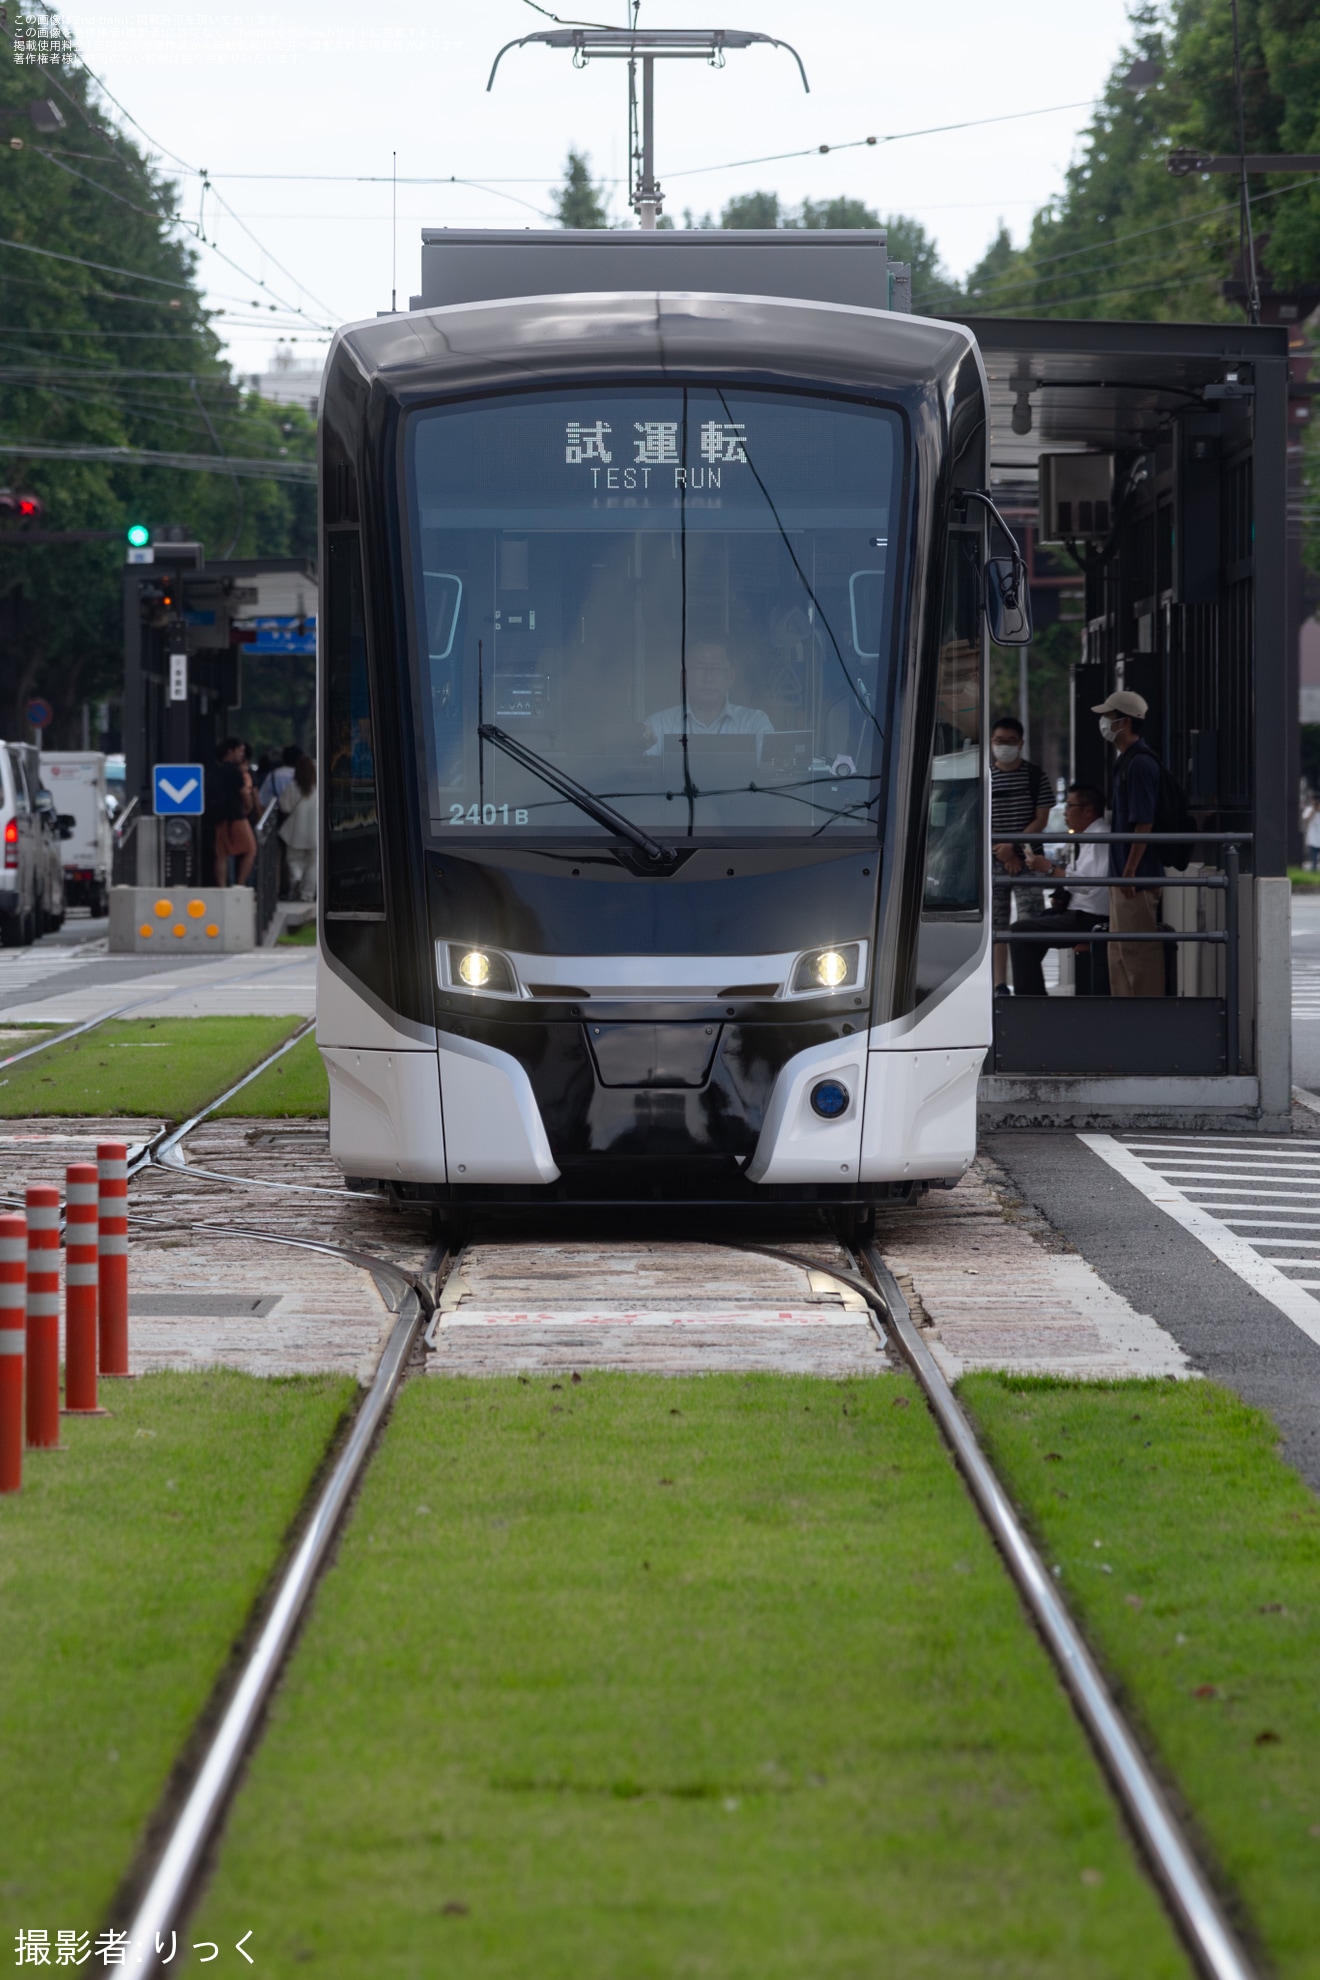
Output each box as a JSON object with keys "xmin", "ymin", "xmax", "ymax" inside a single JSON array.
[
  {"xmin": 0, "ymin": 490, "xmax": 43, "ymax": 520},
  {"xmin": 126, "ymin": 523, "xmax": 150, "ymax": 548}
]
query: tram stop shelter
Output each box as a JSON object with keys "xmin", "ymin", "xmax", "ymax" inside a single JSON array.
[{"xmin": 958, "ymin": 315, "xmax": 1294, "ymax": 1133}]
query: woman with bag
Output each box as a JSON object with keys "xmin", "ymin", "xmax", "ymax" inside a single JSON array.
[{"xmin": 278, "ymin": 755, "xmax": 317, "ymax": 901}]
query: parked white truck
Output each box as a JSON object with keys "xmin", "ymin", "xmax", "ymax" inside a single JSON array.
[{"xmin": 42, "ymin": 752, "xmax": 113, "ymax": 918}]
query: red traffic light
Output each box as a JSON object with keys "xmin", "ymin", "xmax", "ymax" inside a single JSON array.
[{"xmin": 0, "ymin": 490, "xmax": 43, "ymax": 521}]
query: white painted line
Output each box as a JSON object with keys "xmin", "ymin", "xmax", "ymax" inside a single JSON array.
[
  {"xmin": 1179, "ymin": 1180, "xmax": 1320, "ymax": 1195},
  {"xmin": 1143, "ymin": 1176, "xmax": 1320, "ymax": 1192},
  {"xmin": 1138, "ymin": 1156, "xmax": 1320, "ymax": 1170},
  {"xmin": 1079, "ymin": 1134, "xmax": 1320, "ymax": 1350},
  {"xmin": 1127, "ymin": 1140, "xmax": 1320, "ymax": 1154},
  {"xmin": 1216, "ymin": 1218, "xmax": 1320, "ymax": 1230}
]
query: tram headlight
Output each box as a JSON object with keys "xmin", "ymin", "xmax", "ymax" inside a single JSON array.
[
  {"xmin": 442, "ymin": 943, "xmax": 519, "ymax": 996},
  {"xmin": 789, "ymin": 943, "xmax": 862, "ymax": 995}
]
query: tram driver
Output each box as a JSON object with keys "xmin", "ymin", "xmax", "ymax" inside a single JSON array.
[{"xmin": 642, "ymin": 640, "xmax": 773, "ymax": 756}]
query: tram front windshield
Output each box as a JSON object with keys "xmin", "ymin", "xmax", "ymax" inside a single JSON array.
[{"xmin": 406, "ymin": 386, "xmax": 904, "ymax": 843}]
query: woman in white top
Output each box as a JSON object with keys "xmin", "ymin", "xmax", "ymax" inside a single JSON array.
[
  {"xmin": 1303, "ymin": 792, "xmax": 1320, "ymax": 872},
  {"xmin": 278, "ymin": 755, "xmax": 317, "ymax": 901}
]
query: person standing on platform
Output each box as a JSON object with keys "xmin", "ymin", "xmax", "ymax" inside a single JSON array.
[
  {"xmin": 989, "ymin": 715, "xmax": 1051, "ymax": 996},
  {"xmin": 1094, "ymin": 690, "xmax": 1165, "ymax": 997}
]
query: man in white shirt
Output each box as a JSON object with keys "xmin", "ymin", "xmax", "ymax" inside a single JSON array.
[
  {"xmin": 1009, "ymin": 784, "xmax": 1111, "ymax": 997},
  {"xmin": 643, "ymin": 641, "xmax": 773, "ymax": 756}
]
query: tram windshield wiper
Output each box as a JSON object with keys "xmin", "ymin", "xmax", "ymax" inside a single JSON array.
[{"xmin": 477, "ymin": 724, "xmax": 678, "ymax": 868}]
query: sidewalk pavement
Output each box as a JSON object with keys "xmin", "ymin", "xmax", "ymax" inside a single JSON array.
[{"xmin": 0, "ymin": 948, "xmax": 315, "ymax": 1023}]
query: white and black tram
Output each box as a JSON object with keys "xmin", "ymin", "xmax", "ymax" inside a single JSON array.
[{"xmin": 316, "ymin": 229, "xmax": 1028, "ymax": 1224}]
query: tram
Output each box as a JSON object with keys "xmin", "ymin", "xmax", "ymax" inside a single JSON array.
[{"xmin": 316, "ymin": 230, "xmax": 1027, "ymax": 1224}]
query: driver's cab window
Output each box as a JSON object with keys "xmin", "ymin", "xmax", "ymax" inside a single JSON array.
[{"xmin": 922, "ymin": 530, "xmax": 982, "ymax": 912}]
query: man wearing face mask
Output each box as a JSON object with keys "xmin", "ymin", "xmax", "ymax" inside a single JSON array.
[
  {"xmin": 1093, "ymin": 689, "xmax": 1165, "ymax": 997},
  {"xmin": 989, "ymin": 716, "xmax": 1051, "ymax": 995}
]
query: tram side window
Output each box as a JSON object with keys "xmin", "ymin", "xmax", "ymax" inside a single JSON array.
[
  {"xmin": 325, "ymin": 531, "xmax": 385, "ymax": 915},
  {"xmin": 922, "ymin": 531, "xmax": 982, "ymax": 913}
]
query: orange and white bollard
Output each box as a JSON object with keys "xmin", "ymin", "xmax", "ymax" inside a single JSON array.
[
  {"xmin": 97, "ymin": 1142, "xmax": 129, "ymax": 1378},
  {"xmin": 25, "ymin": 1183, "xmax": 60, "ymax": 1450},
  {"xmin": 0, "ymin": 1211, "xmax": 24, "ymax": 1492},
  {"xmin": 63, "ymin": 1164, "xmax": 101, "ymax": 1415}
]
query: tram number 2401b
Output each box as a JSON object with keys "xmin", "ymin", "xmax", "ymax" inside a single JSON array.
[{"xmin": 448, "ymin": 803, "xmax": 531, "ymax": 826}]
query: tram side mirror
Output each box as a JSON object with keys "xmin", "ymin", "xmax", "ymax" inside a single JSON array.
[
  {"xmin": 984, "ymin": 555, "xmax": 1033, "ymax": 647},
  {"xmin": 57, "ymin": 814, "xmax": 76, "ymax": 839}
]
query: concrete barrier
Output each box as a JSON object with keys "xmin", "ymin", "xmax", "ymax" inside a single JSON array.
[{"xmin": 109, "ymin": 886, "xmax": 254, "ymax": 954}]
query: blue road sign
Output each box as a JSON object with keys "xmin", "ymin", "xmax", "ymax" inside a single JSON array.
[{"xmin": 152, "ymin": 763, "xmax": 204, "ymax": 816}]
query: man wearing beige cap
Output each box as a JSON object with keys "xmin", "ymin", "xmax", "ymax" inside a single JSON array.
[{"xmin": 1093, "ymin": 689, "xmax": 1164, "ymax": 997}]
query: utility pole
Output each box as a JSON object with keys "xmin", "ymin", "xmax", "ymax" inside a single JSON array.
[{"xmin": 489, "ymin": 27, "xmax": 808, "ymax": 230}]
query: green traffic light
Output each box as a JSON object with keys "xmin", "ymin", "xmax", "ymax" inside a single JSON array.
[{"xmin": 126, "ymin": 523, "xmax": 150, "ymax": 548}]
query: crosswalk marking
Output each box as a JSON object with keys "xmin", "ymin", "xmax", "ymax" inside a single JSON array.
[
  {"xmin": 1080, "ymin": 1132, "xmax": 1320, "ymax": 1349},
  {"xmin": 1292, "ymin": 958, "xmax": 1320, "ymax": 1018}
]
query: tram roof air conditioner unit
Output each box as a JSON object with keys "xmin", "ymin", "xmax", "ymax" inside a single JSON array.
[{"xmin": 1038, "ymin": 453, "xmax": 1115, "ymax": 544}]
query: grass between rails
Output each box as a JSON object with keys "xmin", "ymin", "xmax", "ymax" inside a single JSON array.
[
  {"xmin": 214, "ymin": 1032, "xmax": 327, "ymax": 1117},
  {"xmin": 197, "ymin": 1374, "xmax": 1188, "ymax": 1978},
  {"xmin": 0, "ymin": 1371, "xmax": 355, "ymax": 1940},
  {"xmin": 276, "ymin": 919, "xmax": 316, "ymax": 946},
  {"xmin": 962, "ymin": 1376, "xmax": 1320, "ymax": 1978},
  {"xmin": 0, "ymin": 1015, "xmax": 303, "ymax": 1117}
]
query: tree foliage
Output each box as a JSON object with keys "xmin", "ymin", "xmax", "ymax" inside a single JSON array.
[
  {"xmin": 958, "ymin": 2, "xmax": 1320, "ymax": 322},
  {"xmin": 553, "ymin": 151, "xmax": 610, "ymax": 229},
  {"xmin": 0, "ymin": 19, "xmax": 316, "ymax": 744},
  {"xmin": 711, "ymin": 191, "xmax": 954, "ymax": 300}
]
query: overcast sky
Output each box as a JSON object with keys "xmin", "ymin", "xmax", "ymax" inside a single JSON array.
[{"xmin": 57, "ymin": 0, "xmax": 1139, "ymax": 370}]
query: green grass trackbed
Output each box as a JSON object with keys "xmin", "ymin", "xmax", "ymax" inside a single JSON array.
[
  {"xmin": 0, "ymin": 1373, "xmax": 355, "ymax": 1937},
  {"xmin": 196, "ymin": 1373, "xmax": 1190, "ymax": 1978}
]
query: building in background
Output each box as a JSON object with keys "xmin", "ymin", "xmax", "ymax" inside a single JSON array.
[{"xmin": 243, "ymin": 345, "xmax": 323, "ymax": 416}]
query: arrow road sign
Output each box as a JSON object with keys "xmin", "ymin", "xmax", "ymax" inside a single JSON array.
[{"xmin": 152, "ymin": 763, "xmax": 204, "ymax": 816}]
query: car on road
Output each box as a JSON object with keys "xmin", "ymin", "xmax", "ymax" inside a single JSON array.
[{"xmin": 1, "ymin": 742, "xmax": 69, "ymax": 945}]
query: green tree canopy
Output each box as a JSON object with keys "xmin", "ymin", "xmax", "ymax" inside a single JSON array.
[
  {"xmin": 715, "ymin": 192, "xmax": 954, "ymax": 298},
  {"xmin": 719, "ymin": 190, "xmax": 784, "ymax": 229},
  {"xmin": 553, "ymin": 151, "xmax": 610, "ymax": 229},
  {"xmin": 960, "ymin": 1, "xmax": 1320, "ymax": 322},
  {"xmin": 0, "ymin": 13, "xmax": 315, "ymax": 744}
]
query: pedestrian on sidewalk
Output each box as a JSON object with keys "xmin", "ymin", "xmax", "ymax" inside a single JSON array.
[
  {"xmin": 260, "ymin": 744, "xmax": 302, "ymax": 809},
  {"xmin": 1094, "ymin": 690, "xmax": 1164, "ymax": 997},
  {"xmin": 278, "ymin": 755, "xmax": 317, "ymax": 901},
  {"xmin": 212, "ymin": 737, "xmax": 257, "ymax": 888},
  {"xmin": 989, "ymin": 715, "xmax": 1051, "ymax": 996},
  {"xmin": 1303, "ymin": 792, "xmax": 1320, "ymax": 872}
]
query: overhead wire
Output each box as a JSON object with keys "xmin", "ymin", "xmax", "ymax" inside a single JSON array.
[
  {"xmin": 28, "ymin": 148, "xmax": 334, "ymax": 329},
  {"xmin": 9, "ymin": 2, "xmax": 335, "ymax": 325},
  {"xmin": 664, "ymin": 100, "xmax": 1099, "ymax": 179}
]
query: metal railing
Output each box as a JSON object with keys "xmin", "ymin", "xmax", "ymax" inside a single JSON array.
[
  {"xmin": 110, "ymin": 795, "xmax": 141, "ymax": 886},
  {"xmin": 253, "ymin": 798, "xmax": 282, "ymax": 942},
  {"xmin": 993, "ymin": 832, "xmax": 1251, "ymax": 1076}
]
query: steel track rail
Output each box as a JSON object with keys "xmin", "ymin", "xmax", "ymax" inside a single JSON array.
[
  {"xmin": 118, "ymin": 1290, "xmax": 428, "ymax": 1976},
  {"xmin": 857, "ymin": 1241, "xmax": 1255, "ymax": 1980},
  {"xmin": 112, "ymin": 1075, "xmax": 437, "ymax": 1973}
]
